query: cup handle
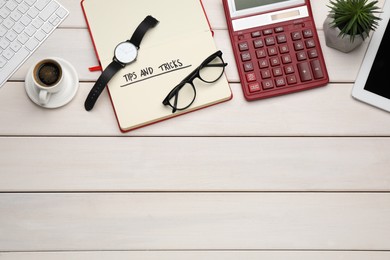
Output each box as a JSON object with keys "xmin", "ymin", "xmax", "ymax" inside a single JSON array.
[{"xmin": 38, "ymin": 90, "xmax": 51, "ymax": 105}]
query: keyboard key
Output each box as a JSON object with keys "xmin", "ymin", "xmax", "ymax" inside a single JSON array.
[
  {"xmin": 3, "ymin": 47, "xmax": 15, "ymax": 59},
  {"xmin": 17, "ymin": 32, "xmax": 29, "ymax": 44},
  {"xmin": 0, "ymin": 56, "xmax": 6, "ymax": 68},
  {"xmin": 20, "ymin": 15, "xmax": 32, "ymax": 26},
  {"xmin": 25, "ymin": 37, "xmax": 39, "ymax": 51},
  {"xmin": 56, "ymin": 7, "xmax": 68, "ymax": 18},
  {"xmin": 34, "ymin": 29, "xmax": 46, "ymax": 41},
  {"xmin": 35, "ymin": 0, "xmax": 51, "ymax": 10},
  {"xmin": 0, "ymin": 0, "xmax": 69, "ymax": 88},
  {"xmin": 41, "ymin": 22, "xmax": 53, "ymax": 33},
  {"xmin": 0, "ymin": 38, "xmax": 10, "ymax": 49},
  {"xmin": 39, "ymin": 1, "xmax": 58, "ymax": 20},
  {"xmin": 5, "ymin": 30, "xmax": 17, "ymax": 41},
  {"xmin": 10, "ymin": 10, "xmax": 22, "ymax": 21},
  {"xmin": 5, "ymin": 0, "xmax": 17, "ymax": 11},
  {"xmin": 27, "ymin": 6, "xmax": 39, "ymax": 18},
  {"xmin": 17, "ymin": 3, "xmax": 29, "ymax": 13},
  {"xmin": 0, "ymin": 47, "xmax": 28, "ymax": 83},
  {"xmin": 3, "ymin": 18, "xmax": 15, "ymax": 29},
  {"xmin": 25, "ymin": 0, "xmax": 37, "ymax": 6},
  {"xmin": 0, "ymin": 25, "xmax": 7, "ymax": 36}
]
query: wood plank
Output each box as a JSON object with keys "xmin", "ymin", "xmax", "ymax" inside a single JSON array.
[
  {"xmin": 1, "ymin": 82, "xmax": 390, "ymax": 136},
  {"xmin": 7, "ymin": 28, "xmax": 371, "ymax": 83},
  {"xmin": 1, "ymin": 137, "xmax": 389, "ymax": 191},
  {"xmin": 0, "ymin": 193, "xmax": 389, "ymax": 251},
  {"xmin": 1, "ymin": 251, "xmax": 390, "ymax": 260}
]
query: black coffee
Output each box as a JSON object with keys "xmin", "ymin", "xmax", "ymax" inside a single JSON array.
[{"xmin": 36, "ymin": 62, "xmax": 61, "ymax": 86}]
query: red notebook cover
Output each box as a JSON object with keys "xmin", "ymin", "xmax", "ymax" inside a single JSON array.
[{"xmin": 81, "ymin": 0, "xmax": 232, "ymax": 133}]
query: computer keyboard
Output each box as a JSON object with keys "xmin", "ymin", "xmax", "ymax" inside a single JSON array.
[{"xmin": 0, "ymin": 0, "xmax": 69, "ymax": 88}]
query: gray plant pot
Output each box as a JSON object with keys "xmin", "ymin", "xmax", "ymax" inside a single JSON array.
[{"xmin": 323, "ymin": 15, "xmax": 365, "ymax": 53}]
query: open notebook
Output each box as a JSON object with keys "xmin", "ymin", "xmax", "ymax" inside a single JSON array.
[{"xmin": 81, "ymin": 0, "xmax": 232, "ymax": 132}]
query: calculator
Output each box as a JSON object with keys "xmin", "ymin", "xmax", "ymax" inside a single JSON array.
[{"xmin": 222, "ymin": 0, "xmax": 329, "ymax": 101}]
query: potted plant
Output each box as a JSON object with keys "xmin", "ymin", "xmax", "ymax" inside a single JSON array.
[{"xmin": 323, "ymin": 0, "xmax": 382, "ymax": 53}]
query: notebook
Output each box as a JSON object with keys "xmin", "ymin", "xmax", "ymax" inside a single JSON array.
[{"xmin": 81, "ymin": 0, "xmax": 233, "ymax": 132}]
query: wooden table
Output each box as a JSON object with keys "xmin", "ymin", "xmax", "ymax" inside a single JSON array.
[{"xmin": 1, "ymin": 0, "xmax": 390, "ymax": 259}]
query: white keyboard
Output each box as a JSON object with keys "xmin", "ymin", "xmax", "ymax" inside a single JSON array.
[{"xmin": 0, "ymin": 0, "xmax": 69, "ymax": 88}]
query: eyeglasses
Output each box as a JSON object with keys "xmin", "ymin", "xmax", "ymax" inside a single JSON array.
[{"xmin": 162, "ymin": 50, "xmax": 227, "ymax": 113}]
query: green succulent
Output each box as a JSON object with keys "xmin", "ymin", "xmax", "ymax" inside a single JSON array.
[{"xmin": 327, "ymin": 0, "xmax": 382, "ymax": 42}]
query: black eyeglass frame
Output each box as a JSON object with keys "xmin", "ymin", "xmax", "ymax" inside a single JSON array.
[{"xmin": 162, "ymin": 50, "xmax": 227, "ymax": 113}]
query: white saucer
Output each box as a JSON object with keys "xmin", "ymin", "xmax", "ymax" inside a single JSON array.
[{"xmin": 25, "ymin": 57, "xmax": 79, "ymax": 108}]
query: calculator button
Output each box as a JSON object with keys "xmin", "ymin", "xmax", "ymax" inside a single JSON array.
[
  {"xmin": 274, "ymin": 27, "xmax": 284, "ymax": 33},
  {"xmin": 251, "ymin": 31, "xmax": 261, "ymax": 38},
  {"xmin": 263, "ymin": 29, "xmax": 273, "ymax": 35},
  {"xmin": 296, "ymin": 51, "xmax": 307, "ymax": 61},
  {"xmin": 273, "ymin": 67, "xmax": 283, "ymax": 77},
  {"xmin": 305, "ymin": 39, "xmax": 316, "ymax": 48},
  {"xmin": 279, "ymin": 44, "xmax": 289, "ymax": 53},
  {"xmin": 276, "ymin": 34, "xmax": 287, "ymax": 43},
  {"xmin": 275, "ymin": 77, "xmax": 286, "ymax": 87},
  {"xmin": 284, "ymin": 65, "xmax": 295, "ymax": 74},
  {"xmin": 281, "ymin": 54, "xmax": 292, "ymax": 64},
  {"xmin": 291, "ymin": 31, "xmax": 302, "ymax": 40},
  {"xmin": 265, "ymin": 36, "xmax": 275, "ymax": 46},
  {"xmin": 297, "ymin": 62, "xmax": 312, "ymax": 82},
  {"xmin": 246, "ymin": 72, "xmax": 257, "ymax": 82},
  {"xmin": 294, "ymin": 41, "xmax": 304, "ymax": 51},
  {"xmin": 270, "ymin": 57, "xmax": 280, "ymax": 66},
  {"xmin": 258, "ymin": 59, "xmax": 269, "ymax": 68},
  {"xmin": 256, "ymin": 49, "xmax": 266, "ymax": 58},
  {"xmin": 241, "ymin": 52, "xmax": 251, "ymax": 61},
  {"xmin": 238, "ymin": 42, "xmax": 249, "ymax": 51},
  {"xmin": 248, "ymin": 82, "xmax": 261, "ymax": 93},
  {"xmin": 262, "ymin": 79, "xmax": 274, "ymax": 90},
  {"xmin": 244, "ymin": 62, "xmax": 254, "ymax": 72},
  {"xmin": 310, "ymin": 59, "xmax": 324, "ymax": 79},
  {"xmin": 287, "ymin": 75, "xmax": 297, "ymax": 84},
  {"xmin": 253, "ymin": 39, "xmax": 264, "ymax": 48},
  {"xmin": 261, "ymin": 69, "xmax": 271, "ymax": 79},
  {"xmin": 267, "ymin": 46, "xmax": 277, "ymax": 56},
  {"xmin": 308, "ymin": 49, "xmax": 318, "ymax": 58},
  {"xmin": 303, "ymin": 29, "xmax": 313, "ymax": 38}
]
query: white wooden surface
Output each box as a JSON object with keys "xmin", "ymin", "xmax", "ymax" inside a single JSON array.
[{"xmin": 0, "ymin": 0, "xmax": 389, "ymax": 258}]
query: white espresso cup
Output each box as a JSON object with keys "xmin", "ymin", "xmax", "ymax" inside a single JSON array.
[{"xmin": 32, "ymin": 58, "xmax": 64, "ymax": 105}]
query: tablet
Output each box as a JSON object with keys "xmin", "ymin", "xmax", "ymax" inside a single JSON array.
[{"xmin": 352, "ymin": 0, "xmax": 390, "ymax": 112}]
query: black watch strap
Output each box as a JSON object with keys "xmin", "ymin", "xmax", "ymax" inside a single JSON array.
[
  {"xmin": 85, "ymin": 15, "xmax": 159, "ymax": 111},
  {"xmin": 84, "ymin": 61, "xmax": 123, "ymax": 111},
  {"xmin": 129, "ymin": 15, "xmax": 159, "ymax": 48}
]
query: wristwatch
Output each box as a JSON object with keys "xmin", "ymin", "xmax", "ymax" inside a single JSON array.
[{"xmin": 84, "ymin": 15, "xmax": 159, "ymax": 111}]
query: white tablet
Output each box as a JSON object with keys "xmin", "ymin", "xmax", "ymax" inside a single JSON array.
[{"xmin": 352, "ymin": 0, "xmax": 390, "ymax": 112}]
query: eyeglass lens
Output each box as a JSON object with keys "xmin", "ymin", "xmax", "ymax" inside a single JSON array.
[{"xmin": 164, "ymin": 53, "xmax": 226, "ymax": 112}]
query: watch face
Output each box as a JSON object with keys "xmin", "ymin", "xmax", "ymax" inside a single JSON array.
[{"xmin": 114, "ymin": 42, "xmax": 137, "ymax": 64}]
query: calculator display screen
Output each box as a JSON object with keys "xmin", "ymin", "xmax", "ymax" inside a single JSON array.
[
  {"xmin": 364, "ymin": 19, "xmax": 390, "ymax": 99},
  {"xmin": 235, "ymin": 0, "xmax": 291, "ymax": 11}
]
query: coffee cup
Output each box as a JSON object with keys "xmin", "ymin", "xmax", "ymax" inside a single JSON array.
[{"xmin": 32, "ymin": 59, "xmax": 64, "ymax": 105}]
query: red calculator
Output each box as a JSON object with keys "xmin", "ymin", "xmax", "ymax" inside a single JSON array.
[{"xmin": 222, "ymin": 0, "xmax": 329, "ymax": 101}]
